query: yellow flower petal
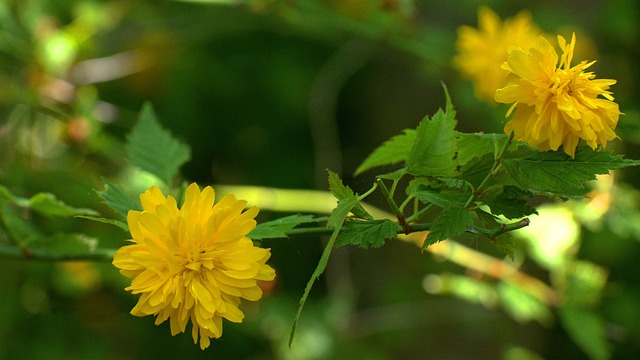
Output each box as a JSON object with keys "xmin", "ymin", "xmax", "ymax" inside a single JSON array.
[
  {"xmin": 496, "ymin": 33, "xmax": 621, "ymax": 157},
  {"xmin": 112, "ymin": 183, "xmax": 275, "ymax": 349},
  {"xmin": 454, "ymin": 6, "xmax": 543, "ymax": 101}
]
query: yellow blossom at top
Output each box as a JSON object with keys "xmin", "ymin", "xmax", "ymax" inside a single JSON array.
[
  {"xmin": 495, "ymin": 33, "xmax": 621, "ymax": 157},
  {"xmin": 455, "ymin": 7, "xmax": 542, "ymax": 101},
  {"xmin": 112, "ymin": 183, "xmax": 275, "ymax": 350}
]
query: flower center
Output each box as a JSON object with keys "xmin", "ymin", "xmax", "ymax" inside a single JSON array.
[{"xmin": 178, "ymin": 248, "xmax": 205, "ymax": 272}]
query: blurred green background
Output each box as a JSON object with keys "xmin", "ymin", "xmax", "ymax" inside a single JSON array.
[{"xmin": 1, "ymin": 0, "xmax": 640, "ymax": 359}]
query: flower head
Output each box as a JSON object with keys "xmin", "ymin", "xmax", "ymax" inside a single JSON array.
[
  {"xmin": 495, "ymin": 33, "xmax": 621, "ymax": 157},
  {"xmin": 455, "ymin": 7, "xmax": 542, "ymax": 101},
  {"xmin": 113, "ymin": 183, "xmax": 275, "ymax": 350}
]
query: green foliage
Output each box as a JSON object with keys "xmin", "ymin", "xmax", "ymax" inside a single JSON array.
[
  {"xmin": 248, "ymin": 214, "xmax": 319, "ymax": 240},
  {"xmin": 482, "ymin": 185, "xmax": 537, "ymax": 220},
  {"xmin": 502, "ymin": 147, "xmax": 640, "ymax": 194},
  {"xmin": 354, "ymin": 129, "xmax": 415, "ymax": 175},
  {"xmin": 425, "ymin": 205, "xmax": 472, "ymax": 247},
  {"xmin": 406, "ymin": 90, "xmax": 458, "ymax": 177},
  {"xmin": 327, "ymin": 170, "xmax": 372, "ymax": 220},
  {"xmin": 456, "ymin": 133, "xmax": 505, "ymax": 166},
  {"xmin": 336, "ymin": 219, "xmax": 400, "ymax": 248},
  {"xmin": 96, "ymin": 178, "xmax": 140, "ymax": 221},
  {"xmin": 0, "ymin": 185, "xmax": 98, "ymax": 218},
  {"xmin": 125, "ymin": 102, "xmax": 192, "ymax": 185},
  {"xmin": 289, "ymin": 190, "xmax": 360, "ymax": 347}
]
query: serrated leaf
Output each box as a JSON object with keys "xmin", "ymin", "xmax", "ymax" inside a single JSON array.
[
  {"xmin": 75, "ymin": 215, "xmax": 129, "ymax": 231},
  {"xmin": 456, "ymin": 132, "xmax": 505, "ymax": 166},
  {"xmin": 559, "ymin": 306, "xmax": 610, "ymax": 360},
  {"xmin": 483, "ymin": 185, "xmax": 537, "ymax": 219},
  {"xmin": 355, "ymin": 129, "xmax": 415, "ymax": 175},
  {"xmin": 248, "ymin": 214, "xmax": 319, "ymax": 240},
  {"xmin": 97, "ymin": 179, "xmax": 140, "ymax": 220},
  {"xmin": 406, "ymin": 90, "xmax": 458, "ymax": 177},
  {"xmin": 327, "ymin": 170, "xmax": 372, "ymax": 220},
  {"xmin": 377, "ymin": 168, "xmax": 408, "ymax": 180},
  {"xmin": 327, "ymin": 195, "xmax": 360, "ymax": 228},
  {"xmin": 336, "ymin": 219, "xmax": 400, "ymax": 248},
  {"xmin": 126, "ymin": 102, "xmax": 191, "ymax": 184},
  {"xmin": 409, "ymin": 180, "xmax": 470, "ymax": 207},
  {"xmin": 493, "ymin": 234, "xmax": 516, "ymax": 260},
  {"xmin": 28, "ymin": 193, "xmax": 99, "ymax": 217},
  {"xmin": 424, "ymin": 205, "xmax": 472, "ymax": 247},
  {"xmin": 502, "ymin": 147, "xmax": 640, "ymax": 193}
]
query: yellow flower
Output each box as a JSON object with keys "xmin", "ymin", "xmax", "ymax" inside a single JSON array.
[
  {"xmin": 112, "ymin": 183, "xmax": 275, "ymax": 350},
  {"xmin": 454, "ymin": 7, "xmax": 542, "ymax": 101},
  {"xmin": 495, "ymin": 33, "xmax": 621, "ymax": 157}
]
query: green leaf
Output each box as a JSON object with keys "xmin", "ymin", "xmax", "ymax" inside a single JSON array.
[
  {"xmin": 97, "ymin": 179, "xmax": 140, "ymax": 220},
  {"xmin": 75, "ymin": 215, "xmax": 129, "ymax": 231},
  {"xmin": 406, "ymin": 89, "xmax": 458, "ymax": 177},
  {"xmin": 248, "ymin": 214, "xmax": 319, "ymax": 240},
  {"xmin": 408, "ymin": 179, "xmax": 469, "ymax": 207},
  {"xmin": 28, "ymin": 193, "xmax": 99, "ymax": 217},
  {"xmin": 290, "ymin": 193, "xmax": 359, "ymax": 347},
  {"xmin": 32, "ymin": 233, "xmax": 100, "ymax": 257},
  {"xmin": 0, "ymin": 185, "xmax": 98, "ymax": 218},
  {"xmin": 0, "ymin": 202, "xmax": 41, "ymax": 246},
  {"xmin": 336, "ymin": 219, "xmax": 400, "ymax": 248},
  {"xmin": 327, "ymin": 170, "xmax": 372, "ymax": 220},
  {"xmin": 493, "ymin": 234, "xmax": 516, "ymax": 260},
  {"xmin": 424, "ymin": 205, "xmax": 472, "ymax": 247},
  {"xmin": 456, "ymin": 132, "xmax": 505, "ymax": 167},
  {"xmin": 502, "ymin": 147, "xmax": 640, "ymax": 193},
  {"xmin": 354, "ymin": 129, "xmax": 415, "ymax": 175},
  {"xmin": 559, "ymin": 306, "xmax": 610, "ymax": 360},
  {"xmin": 327, "ymin": 195, "xmax": 360, "ymax": 229},
  {"xmin": 483, "ymin": 185, "xmax": 537, "ymax": 219},
  {"xmin": 376, "ymin": 168, "xmax": 408, "ymax": 181},
  {"xmin": 126, "ymin": 102, "xmax": 191, "ymax": 184}
]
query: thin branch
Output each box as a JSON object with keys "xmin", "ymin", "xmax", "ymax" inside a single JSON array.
[{"xmin": 0, "ymin": 244, "xmax": 115, "ymax": 262}]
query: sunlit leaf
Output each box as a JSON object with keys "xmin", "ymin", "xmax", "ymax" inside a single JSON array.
[
  {"xmin": 75, "ymin": 215, "xmax": 129, "ymax": 231},
  {"xmin": 0, "ymin": 185, "xmax": 98, "ymax": 218},
  {"xmin": 248, "ymin": 214, "xmax": 319, "ymax": 240},
  {"xmin": 502, "ymin": 147, "xmax": 640, "ymax": 193},
  {"xmin": 354, "ymin": 129, "xmax": 415, "ymax": 175},
  {"xmin": 456, "ymin": 132, "xmax": 504, "ymax": 166},
  {"xmin": 336, "ymin": 219, "xmax": 400, "ymax": 248},
  {"xmin": 290, "ymin": 193, "xmax": 359, "ymax": 347},
  {"xmin": 406, "ymin": 88, "xmax": 457, "ymax": 177},
  {"xmin": 97, "ymin": 178, "xmax": 140, "ymax": 221},
  {"xmin": 29, "ymin": 193, "xmax": 99, "ymax": 217},
  {"xmin": 327, "ymin": 170, "xmax": 372, "ymax": 220},
  {"xmin": 126, "ymin": 102, "xmax": 191, "ymax": 184}
]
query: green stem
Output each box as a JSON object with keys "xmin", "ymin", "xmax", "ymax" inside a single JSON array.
[
  {"xmin": 0, "ymin": 244, "xmax": 116, "ymax": 262},
  {"xmin": 0, "ymin": 218, "xmax": 531, "ymax": 262},
  {"xmin": 406, "ymin": 203, "xmax": 434, "ymax": 224},
  {"xmin": 376, "ymin": 178, "xmax": 411, "ymax": 234},
  {"xmin": 376, "ymin": 178, "xmax": 403, "ymax": 218},
  {"xmin": 468, "ymin": 218, "xmax": 531, "ymax": 239},
  {"xmin": 464, "ymin": 132, "xmax": 515, "ymax": 209}
]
